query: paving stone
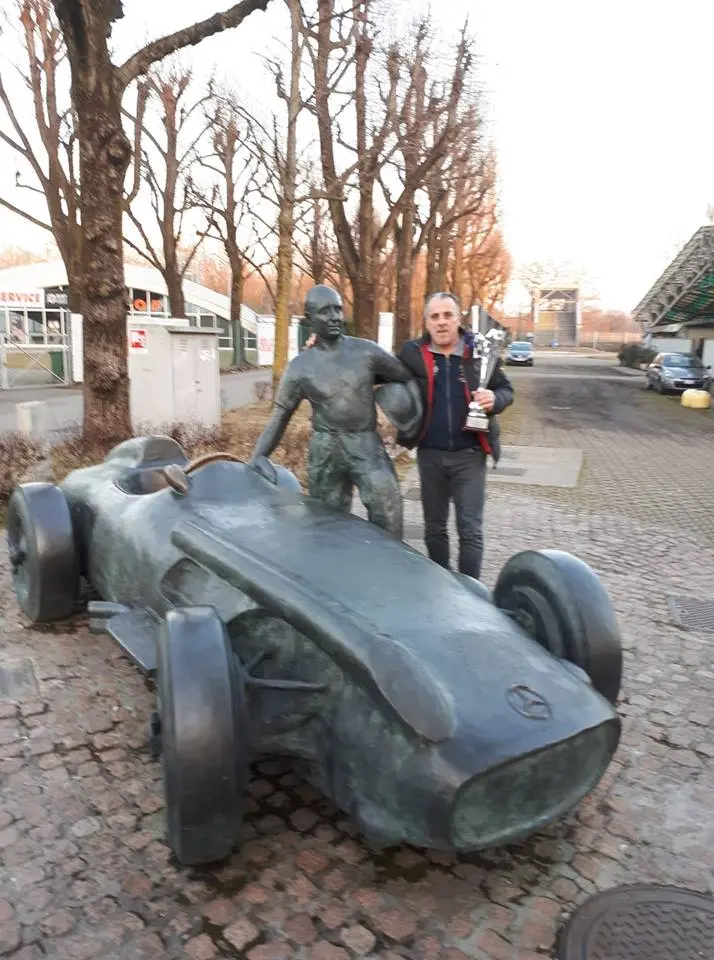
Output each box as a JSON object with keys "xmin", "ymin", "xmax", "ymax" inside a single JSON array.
[
  {"xmin": 224, "ymin": 918, "xmax": 260, "ymax": 951},
  {"xmin": 340, "ymin": 924, "xmax": 376, "ymax": 954},
  {"xmin": 183, "ymin": 934, "xmax": 218, "ymax": 959}
]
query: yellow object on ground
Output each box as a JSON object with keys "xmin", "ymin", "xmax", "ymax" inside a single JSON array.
[{"xmin": 681, "ymin": 389, "xmax": 712, "ymax": 409}]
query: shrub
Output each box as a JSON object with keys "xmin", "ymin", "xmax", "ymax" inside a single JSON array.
[
  {"xmin": 0, "ymin": 432, "xmax": 44, "ymax": 506},
  {"xmin": 617, "ymin": 343, "xmax": 657, "ymax": 368},
  {"xmin": 1, "ymin": 401, "xmax": 412, "ymax": 517},
  {"xmin": 253, "ymin": 380, "xmax": 271, "ymax": 402}
]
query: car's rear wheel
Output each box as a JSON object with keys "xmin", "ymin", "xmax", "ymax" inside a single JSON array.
[
  {"xmin": 6, "ymin": 482, "xmax": 79, "ymax": 623},
  {"xmin": 493, "ymin": 549, "xmax": 622, "ymax": 704},
  {"xmin": 157, "ymin": 606, "xmax": 249, "ymax": 865}
]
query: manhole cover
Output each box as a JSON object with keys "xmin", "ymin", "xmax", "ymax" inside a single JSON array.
[
  {"xmin": 558, "ymin": 884, "xmax": 714, "ymax": 959},
  {"xmin": 0, "ymin": 659, "xmax": 38, "ymax": 699},
  {"xmin": 667, "ymin": 596, "xmax": 714, "ymax": 633}
]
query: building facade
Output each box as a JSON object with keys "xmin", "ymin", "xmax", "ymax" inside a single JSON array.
[{"xmin": 0, "ymin": 261, "xmax": 262, "ymax": 370}]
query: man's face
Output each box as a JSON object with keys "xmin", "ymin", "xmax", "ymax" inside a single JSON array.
[
  {"xmin": 309, "ymin": 293, "xmax": 344, "ymax": 342},
  {"xmin": 425, "ymin": 296, "xmax": 460, "ymax": 349}
]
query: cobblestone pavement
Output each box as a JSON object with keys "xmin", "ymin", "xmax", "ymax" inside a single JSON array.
[{"xmin": 2, "ymin": 355, "xmax": 714, "ymax": 959}]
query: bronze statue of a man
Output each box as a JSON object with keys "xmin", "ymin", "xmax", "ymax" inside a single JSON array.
[{"xmin": 251, "ymin": 285, "xmax": 415, "ymax": 538}]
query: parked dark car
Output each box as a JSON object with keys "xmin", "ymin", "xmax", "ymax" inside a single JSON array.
[
  {"xmin": 645, "ymin": 352, "xmax": 712, "ymax": 394},
  {"xmin": 505, "ymin": 341, "xmax": 534, "ymax": 366}
]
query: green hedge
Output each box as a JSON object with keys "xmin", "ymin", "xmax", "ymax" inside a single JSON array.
[{"xmin": 617, "ymin": 343, "xmax": 657, "ymax": 368}]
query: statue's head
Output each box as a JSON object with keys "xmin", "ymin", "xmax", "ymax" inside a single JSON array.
[{"xmin": 304, "ymin": 285, "xmax": 344, "ymax": 342}]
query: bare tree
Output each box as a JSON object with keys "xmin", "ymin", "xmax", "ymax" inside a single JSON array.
[
  {"xmin": 52, "ymin": 0, "xmax": 275, "ymax": 441},
  {"xmin": 0, "ymin": 1, "xmax": 82, "ymax": 308},
  {"xmin": 392, "ymin": 22, "xmax": 428, "ymax": 348},
  {"xmin": 271, "ymin": 0, "xmax": 305, "ymax": 383},
  {"xmin": 124, "ymin": 65, "xmax": 211, "ymax": 318},
  {"xmin": 193, "ymin": 92, "xmax": 262, "ymax": 366},
  {"xmin": 308, "ymin": 1, "xmax": 472, "ymax": 339}
]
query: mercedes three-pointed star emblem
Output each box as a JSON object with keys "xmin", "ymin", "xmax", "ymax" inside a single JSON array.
[{"xmin": 506, "ymin": 684, "xmax": 551, "ymax": 720}]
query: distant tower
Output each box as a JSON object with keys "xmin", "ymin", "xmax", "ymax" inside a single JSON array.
[{"xmin": 533, "ymin": 286, "xmax": 580, "ymax": 346}]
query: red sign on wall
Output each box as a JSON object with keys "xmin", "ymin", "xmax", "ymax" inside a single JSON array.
[{"xmin": 129, "ymin": 328, "xmax": 147, "ymax": 352}]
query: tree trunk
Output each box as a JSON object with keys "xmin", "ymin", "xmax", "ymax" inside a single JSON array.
[
  {"xmin": 273, "ymin": 221, "xmax": 293, "ymax": 386},
  {"xmin": 66, "ymin": 244, "xmax": 84, "ymax": 314},
  {"xmin": 425, "ymin": 219, "xmax": 439, "ymax": 295},
  {"xmin": 272, "ymin": 0, "xmax": 301, "ymax": 388},
  {"xmin": 164, "ymin": 265, "xmax": 186, "ymax": 319},
  {"xmin": 310, "ymin": 198, "xmax": 326, "ymax": 285},
  {"xmin": 314, "ymin": 0, "xmax": 359, "ymax": 293},
  {"xmin": 451, "ymin": 216, "xmax": 467, "ymax": 302},
  {"xmin": 57, "ymin": 9, "xmax": 132, "ymax": 442},
  {"xmin": 353, "ymin": 5, "xmax": 378, "ymax": 341},
  {"xmin": 394, "ymin": 198, "xmax": 415, "ymax": 350},
  {"xmin": 227, "ymin": 249, "xmax": 245, "ymax": 366},
  {"xmin": 436, "ymin": 222, "xmax": 450, "ymax": 291},
  {"xmin": 160, "ymin": 84, "xmax": 186, "ymax": 319}
]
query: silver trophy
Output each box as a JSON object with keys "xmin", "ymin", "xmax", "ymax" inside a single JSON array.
[{"xmin": 464, "ymin": 327, "xmax": 506, "ymax": 432}]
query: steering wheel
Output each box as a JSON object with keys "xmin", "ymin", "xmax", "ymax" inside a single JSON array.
[
  {"xmin": 161, "ymin": 451, "xmax": 243, "ymax": 495},
  {"xmin": 183, "ymin": 451, "xmax": 243, "ymax": 475}
]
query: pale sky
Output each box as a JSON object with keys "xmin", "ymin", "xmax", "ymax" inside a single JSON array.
[{"xmin": 2, "ymin": 0, "xmax": 714, "ymax": 313}]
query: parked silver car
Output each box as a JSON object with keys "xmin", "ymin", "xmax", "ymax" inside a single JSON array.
[
  {"xmin": 645, "ymin": 352, "xmax": 712, "ymax": 394},
  {"xmin": 505, "ymin": 341, "xmax": 534, "ymax": 366}
]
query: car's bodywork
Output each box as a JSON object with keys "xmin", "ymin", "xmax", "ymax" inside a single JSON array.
[
  {"xmin": 505, "ymin": 341, "xmax": 535, "ymax": 366},
  {"xmin": 8, "ymin": 436, "xmax": 622, "ymax": 864},
  {"xmin": 645, "ymin": 352, "xmax": 712, "ymax": 393}
]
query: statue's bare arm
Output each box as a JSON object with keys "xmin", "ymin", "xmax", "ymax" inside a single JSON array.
[
  {"xmin": 371, "ymin": 344, "xmax": 413, "ymax": 384},
  {"xmin": 251, "ymin": 406, "xmax": 293, "ymax": 461},
  {"xmin": 251, "ymin": 368, "xmax": 303, "ymax": 461}
]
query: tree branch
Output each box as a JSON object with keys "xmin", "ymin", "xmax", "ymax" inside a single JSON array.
[
  {"xmin": 116, "ymin": 0, "xmax": 275, "ymax": 91},
  {"xmin": 0, "ymin": 196, "xmax": 53, "ymax": 233}
]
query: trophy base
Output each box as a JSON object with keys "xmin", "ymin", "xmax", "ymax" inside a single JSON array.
[{"xmin": 463, "ymin": 413, "xmax": 489, "ymax": 432}]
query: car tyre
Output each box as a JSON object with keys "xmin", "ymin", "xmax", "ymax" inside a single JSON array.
[
  {"xmin": 493, "ymin": 549, "xmax": 622, "ymax": 704},
  {"xmin": 157, "ymin": 606, "xmax": 249, "ymax": 865},
  {"xmin": 6, "ymin": 482, "xmax": 79, "ymax": 623}
]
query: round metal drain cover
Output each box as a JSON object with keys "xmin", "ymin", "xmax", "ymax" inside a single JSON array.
[{"xmin": 558, "ymin": 884, "xmax": 714, "ymax": 959}]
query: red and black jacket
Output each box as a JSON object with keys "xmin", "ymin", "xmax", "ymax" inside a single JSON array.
[{"xmin": 396, "ymin": 333, "xmax": 514, "ymax": 463}]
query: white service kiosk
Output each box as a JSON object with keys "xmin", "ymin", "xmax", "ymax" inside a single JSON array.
[
  {"xmin": 127, "ymin": 322, "xmax": 221, "ymax": 431},
  {"xmin": 69, "ymin": 315, "xmax": 221, "ymax": 430}
]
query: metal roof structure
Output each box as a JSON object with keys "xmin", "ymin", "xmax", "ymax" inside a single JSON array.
[{"xmin": 632, "ymin": 225, "xmax": 714, "ymax": 333}]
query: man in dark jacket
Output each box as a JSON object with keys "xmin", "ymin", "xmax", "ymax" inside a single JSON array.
[{"xmin": 396, "ymin": 292, "xmax": 514, "ymax": 581}]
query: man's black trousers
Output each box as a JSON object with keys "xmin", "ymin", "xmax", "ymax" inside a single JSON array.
[{"xmin": 416, "ymin": 446, "xmax": 487, "ymax": 580}]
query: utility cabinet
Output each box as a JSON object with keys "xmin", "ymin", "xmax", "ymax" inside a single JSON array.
[{"xmin": 128, "ymin": 322, "xmax": 220, "ymax": 431}]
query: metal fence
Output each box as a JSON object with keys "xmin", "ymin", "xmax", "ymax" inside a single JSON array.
[{"xmin": 0, "ymin": 332, "xmax": 71, "ymax": 389}]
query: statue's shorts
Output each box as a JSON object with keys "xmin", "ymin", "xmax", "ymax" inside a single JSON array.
[{"xmin": 307, "ymin": 430, "xmax": 403, "ymax": 539}]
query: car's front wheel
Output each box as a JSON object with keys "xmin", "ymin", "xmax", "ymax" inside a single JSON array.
[
  {"xmin": 6, "ymin": 482, "xmax": 79, "ymax": 623},
  {"xmin": 493, "ymin": 549, "xmax": 622, "ymax": 704},
  {"xmin": 157, "ymin": 606, "xmax": 249, "ymax": 865}
]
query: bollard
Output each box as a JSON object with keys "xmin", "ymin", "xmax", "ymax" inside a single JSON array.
[
  {"xmin": 16, "ymin": 400, "xmax": 54, "ymax": 481},
  {"xmin": 16, "ymin": 400, "xmax": 49, "ymax": 441}
]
